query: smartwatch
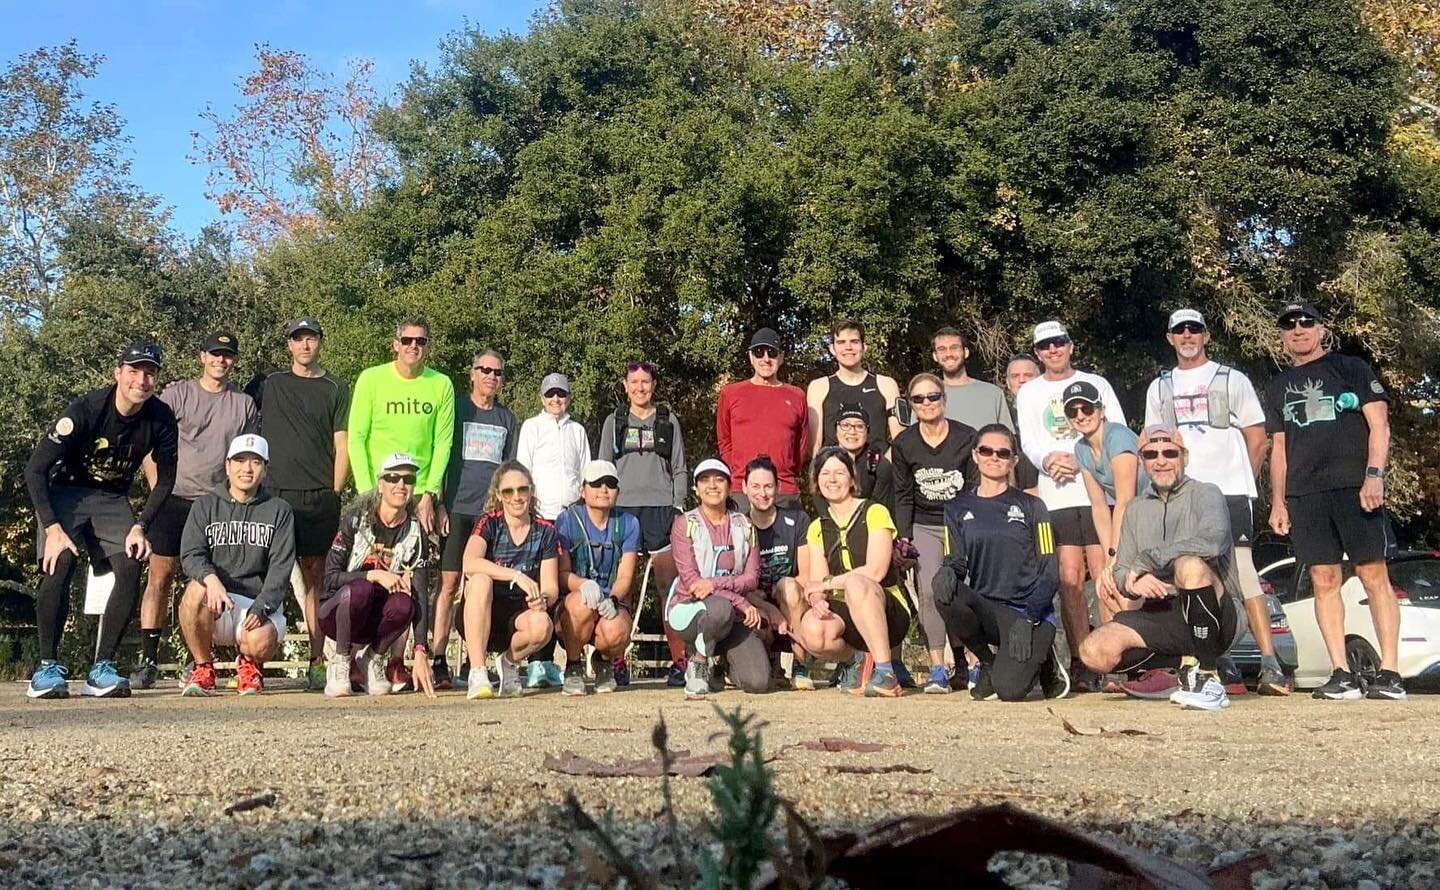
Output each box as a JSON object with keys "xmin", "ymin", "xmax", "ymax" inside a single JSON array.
[{"xmin": 1365, "ymin": 466, "xmax": 1385, "ymax": 480}]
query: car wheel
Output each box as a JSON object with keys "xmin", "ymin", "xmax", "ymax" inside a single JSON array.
[{"xmin": 1345, "ymin": 636, "xmax": 1381, "ymax": 680}]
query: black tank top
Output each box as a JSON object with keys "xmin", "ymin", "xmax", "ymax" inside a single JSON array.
[{"xmin": 821, "ymin": 372, "xmax": 889, "ymax": 452}]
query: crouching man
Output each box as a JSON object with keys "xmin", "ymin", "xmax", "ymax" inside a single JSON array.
[
  {"xmin": 179, "ymin": 435, "xmax": 295, "ymax": 696},
  {"xmin": 1077, "ymin": 425, "xmax": 1241, "ymax": 711}
]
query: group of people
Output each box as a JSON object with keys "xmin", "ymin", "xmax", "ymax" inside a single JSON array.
[{"xmin": 24, "ymin": 301, "xmax": 1408, "ymax": 708}]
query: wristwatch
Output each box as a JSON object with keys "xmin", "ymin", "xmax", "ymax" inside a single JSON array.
[{"xmin": 1365, "ymin": 466, "xmax": 1386, "ymax": 480}]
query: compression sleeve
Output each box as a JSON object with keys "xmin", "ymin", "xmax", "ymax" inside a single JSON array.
[{"xmin": 139, "ymin": 409, "xmax": 179, "ymax": 528}]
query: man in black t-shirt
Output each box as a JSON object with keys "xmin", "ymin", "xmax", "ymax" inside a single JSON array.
[
  {"xmin": 1264, "ymin": 300, "xmax": 1404, "ymax": 701},
  {"xmin": 252, "ymin": 317, "xmax": 351, "ymax": 690},
  {"xmin": 23, "ymin": 343, "xmax": 178, "ymax": 700}
]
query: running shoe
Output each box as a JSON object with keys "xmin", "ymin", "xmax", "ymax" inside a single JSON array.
[
  {"xmin": 833, "ymin": 652, "xmax": 863, "ymax": 693},
  {"xmin": 1101, "ymin": 674, "xmax": 1127, "ymax": 694},
  {"xmin": 1256, "ymin": 666, "xmax": 1291, "ymax": 696},
  {"xmin": 26, "ymin": 660, "xmax": 69, "ymax": 699},
  {"xmin": 467, "ymin": 664, "xmax": 495, "ymax": 700},
  {"xmin": 862, "ymin": 665, "xmax": 903, "ymax": 699},
  {"xmin": 666, "ymin": 659, "xmax": 687, "ymax": 687},
  {"xmin": 1169, "ymin": 660, "xmax": 1200, "ymax": 703},
  {"xmin": 970, "ymin": 665, "xmax": 997, "ymax": 701},
  {"xmin": 769, "ymin": 653, "xmax": 791, "ymax": 690},
  {"xmin": 593, "ymin": 653, "xmax": 617, "ymax": 694},
  {"xmin": 923, "ymin": 664, "xmax": 951, "ymax": 694},
  {"xmin": 236, "ymin": 656, "xmax": 264, "ymax": 696},
  {"xmin": 791, "ymin": 660, "xmax": 816, "ymax": 691},
  {"xmin": 175, "ymin": 661, "xmax": 194, "ymax": 690},
  {"xmin": 385, "ymin": 657, "xmax": 412, "ymax": 693},
  {"xmin": 83, "ymin": 660, "xmax": 131, "ymax": 698},
  {"xmin": 1217, "ymin": 656, "xmax": 1247, "ymax": 696},
  {"xmin": 562, "ymin": 661, "xmax": 588, "ymax": 696},
  {"xmin": 1365, "ymin": 669, "xmax": 1407, "ymax": 701},
  {"xmin": 1040, "ymin": 654, "xmax": 1070, "ymax": 700},
  {"xmin": 182, "ymin": 662, "xmax": 217, "ymax": 697},
  {"xmin": 1312, "ymin": 668, "xmax": 1363, "ymax": 701},
  {"xmin": 611, "ymin": 655, "xmax": 630, "ymax": 687},
  {"xmin": 129, "ymin": 659, "xmax": 159, "ymax": 690},
  {"xmin": 1069, "ymin": 661, "xmax": 1098, "ymax": 694},
  {"xmin": 1171, "ymin": 674, "xmax": 1230, "ymax": 711},
  {"xmin": 306, "ymin": 660, "xmax": 327, "ymax": 692},
  {"xmin": 525, "ymin": 660, "xmax": 563, "ymax": 689},
  {"xmin": 708, "ymin": 658, "xmax": 729, "ymax": 693},
  {"xmin": 1122, "ymin": 669, "xmax": 1180, "ymax": 700},
  {"xmin": 498, "ymin": 654, "xmax": 523, "ymax": 697},
  {"xmin": 431, "ymin": 656, "xmax": 454, "ymax": 691},
  {"xmin": 892, "ymin": 660, "xmax": 917, "ymax": 689},
  {"xmin": 684, "ymin": 656, "xmax": 711, "ymax": 700},
  {"xmin": 362, "ymin": 651, "xmax": 393, "ymax": 696},
  {"xmin": 325, "ymin": 655, "xmax": 353, "ymax": 698}
]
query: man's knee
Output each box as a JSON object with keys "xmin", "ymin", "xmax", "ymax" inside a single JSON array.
[
  {"xmin": 1078, "ymin": 629, "xmax": 1119, "ymax": 673},
  {"xmin": 180, "ymin": 581, "xmax": 206, "ymax": 610},
  {"xmin": 1171, "ymin": 556, "xmax": 1215, "ymax": 589},
  {"xmin": 517, "ymin": 610, "xmax": 553, "ymax": 644}
]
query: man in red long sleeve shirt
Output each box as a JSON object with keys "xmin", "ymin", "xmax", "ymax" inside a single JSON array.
[{"xmin": 716, "ymin": 328, "xmax": 810, "ymax": 512}]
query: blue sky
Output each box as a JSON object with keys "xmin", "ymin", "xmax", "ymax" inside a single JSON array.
[{"xmin": 4, "ymin": 1, "xmax": 547, "ymax": 237}]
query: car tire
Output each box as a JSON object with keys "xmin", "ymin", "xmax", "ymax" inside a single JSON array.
[{"xmin": 1345, "ymin": 636, "xmax": 1381, "ymax": 680}]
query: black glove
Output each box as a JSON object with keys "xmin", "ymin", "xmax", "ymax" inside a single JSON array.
[{"xmin": 1008, "ymin": 619, "xmax": 1036, "ymax": 663}]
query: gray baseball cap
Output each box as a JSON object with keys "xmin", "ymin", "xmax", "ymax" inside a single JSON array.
[{"xmin": 540, "ymin": 373, "xmax": 571, "ymax": 395}]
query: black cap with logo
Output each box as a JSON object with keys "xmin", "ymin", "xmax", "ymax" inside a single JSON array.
[
  {"xmin": 285, "ymin": 316, "xmax": 324, "ymax": 338},
  {"xmin": 202, "ymin": 331, "xmax": 239, "ymax": 355},
  {"xmin": 118, "ymin": 343, "xmax": 163, "ymax": 368},
  {"xmin": 1062, "ymin": 380, "xmax": 1102, "ymax": 407},
  {"xmin": 1276, "ymin": 300, "xmax": 1322, "ymax": 324}
]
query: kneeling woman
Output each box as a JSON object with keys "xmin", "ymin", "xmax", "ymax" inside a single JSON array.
[
  {"xmin": 666, "ymin": 459, "xmax": 771, "ymax": 699},
  {"xmin": 461, "ymin": 460, "xmax": 560, "ymax": 699},
  {"xmin": 932, "ymin": 425, "xmax": 1068, "ymax": 701},
  {"xmin": 320, "ymin": 454, "xmax": 436, "ymax": 698},
  {"xmin": 786, "ymin": 447, "xmax": 912, "ymax": 698}
]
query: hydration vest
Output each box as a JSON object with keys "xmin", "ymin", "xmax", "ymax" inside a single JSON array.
[
  {"xmin": 563, "ymin": 506, "xmax": 628, "ymax": 590},
  {"xmin": 1157, "ymin": 365, "xmax": 1233, "ymax": 430},
  {"xmin": 612, "ymin": 404, "xmax": 675, "ymax": 464},
  {"xmin": 817, "ymin": 499, "xmax": 899, "ymax": 590}
]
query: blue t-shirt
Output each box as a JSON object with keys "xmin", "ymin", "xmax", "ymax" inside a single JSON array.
[
  {"xmin": 1074, "ymin": 423, "xmax": 1148, "ymax": 500},
  {"xmin": 556, "ymin": 506, "xmax": 640, "ymax": 595}
]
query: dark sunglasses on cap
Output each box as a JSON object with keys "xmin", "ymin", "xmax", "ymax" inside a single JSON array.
[
  {"xmin": 585, "ymin": 476, "xmax": 620, "ymax": 490},
  {"xmin": 1035, "ymin": 337, "xmax": 1070, "ymax": 351},
  {"xmin": 909, "ymin": 391, "xmax": 944, "ymax": 404},
  {"xmin": 1170, "ymin": 322, "xmax": 1205, "ymax": 335},
  {"xmin": 380, "ymin": 473, "xmax": 417, "ymax": 485},
  {"xmin": 975, "ymin": 445, "xmax": 1014, "ymax": 460},
  {"xmin": 1140, "ymin": 447, "xmax": 1183, "ymax": 461},
  {"xmin": 627, "ymin": 361, "xmax": 654, "ymax": 376},
  {"xmin": 1064, "ymin": 402, "xmax": 1098, "ymax": 419},
  {"xmin": 399, "ymin": 336, "xmax": 429, "ymax": 347},
  {"xmin": 749, "ymin": 345, "xmax": 780, "ymax": 359},
  {"xmin": 1279, "ymin": 316, "xmax": 1318, "ymax": 331},
  {"xmin": 543, "ymin": 389, "xmax": 568, "ymax": 398},
  {"xmin": 473, "ymin": 365, "xmax": 504, "ymax": 376},
  {"xmin": 499, "ymin": 484, "xmax": 533, "ymax": 498}
]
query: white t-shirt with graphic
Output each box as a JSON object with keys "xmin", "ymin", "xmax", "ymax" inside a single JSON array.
[
  {"xmin": 1016, "ymin": 370, "xmax": 1125, "ymax": 511},
  {"xmin": 1143, "ymin": 361, "xmax": 1264, "ymax": 498}
]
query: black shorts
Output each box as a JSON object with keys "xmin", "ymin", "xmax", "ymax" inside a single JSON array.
[
  {"xmin": 616, "ymin": 505, "xmax": 677, "ymax": 555},
  {"xmin": 1225, "ymin": 496, "xmax": 1255, "ymax": 547},
  {"xmin": 832, "ymin": 587, "xmax": 911, "ymax": 652},
  {"xmin": 440, "ymin": 512, "xmax": 481, "ymax": 572},
  {"xmin": 1287, "ymin": 488, "xmax": 1394, "ymax": 566},
  {"xmin": 1049, "ymin": 505, "xmax": 1100, "ymax": 548},
  {"xmin": 272, "ymin": 488, "xmax": 341, "ymax": 557},
  {"xmin": 37, "ymin": 487, "xmax": 135, "ymax": 567},
  {"xmin": 148, "ymin": 495, "xmax": 195, "ymax": 557},
  {"xmin": 486, "ymin": 596, "xmax": 554, "ymax": 653},
  {"xmin": 1113, "ymin": 594, "xmax": 1239, "ymax": 658}
]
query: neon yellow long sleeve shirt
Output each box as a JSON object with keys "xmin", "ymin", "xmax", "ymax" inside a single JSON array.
[{"xmin": 346, "ymin": 362, "xmax": 456, "ymax": 494}]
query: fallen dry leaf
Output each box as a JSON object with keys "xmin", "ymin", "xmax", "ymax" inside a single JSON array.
[
  {"xmin": 829, "ymin": 764, "xmax": 932, "ymax": 775},
  {"xmin": 1048, "ymin": 707, "xmax": 1154, "ymax": 739},
  {"xmin": 791, "ymin": 737, "xmax": 889, "ymax": 753},
  {"xmin": 544, "ymin": 749, "xmax": 726, "ymax": 778},
  {"xmin": 222, "ymin": 792, "xmax": 276, "ymax": 816}
]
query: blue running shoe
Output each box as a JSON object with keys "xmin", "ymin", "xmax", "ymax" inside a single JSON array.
[
  {"xmin": 27, "ymin": 660, "xmax": 69, "ymax": 699},
  {"xmin": 83, "ymin": 660, "xmax": 132, "ymax": 698},
  {"xmin": 525, "ymin": 660, "xmax": 564, "ymax": 689},
  {"xmin": 923, "ymin": 664, "xmax": 952, "ymax": 694}
]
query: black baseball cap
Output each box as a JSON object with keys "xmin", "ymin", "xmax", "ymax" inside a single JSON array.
[
  {"xmin": 748, "ymin": 328, "xmax": 781, "ymax": 351},
  {"xmin": 1277, "ymin": 300, "xmax": 1322, "ymax": 324},
  {"xmin": 118, "ymin": 342, "xmax": 162, "ymax": 368},
  {"xmin": 201, "ymin": 331, "xmax": 239, "ymax": 355},
  {"xmin": 285, "ymin": 316, "xmax": 324, "ymax": 338},
  {"xmin": 1062, "ymin": 380, "xmax": 1102, "ymax": 407},
  {"xmin": 835, "ymin": 404, "xmax": 869, "ymax": 426}
]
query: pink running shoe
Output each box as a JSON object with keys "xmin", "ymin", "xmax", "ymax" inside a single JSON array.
[{"xmin": 1121, "ymin": 669, "xmax": 1180, "ymax": 700}]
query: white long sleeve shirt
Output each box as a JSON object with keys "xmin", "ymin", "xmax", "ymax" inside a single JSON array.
[
  {"xmin": 516, "ymin": 412, "xmax": 591, "ymax": 519},
  {"xmin": 1015, "ymin": 370, "xmax": 1125, "ymax": 511}
]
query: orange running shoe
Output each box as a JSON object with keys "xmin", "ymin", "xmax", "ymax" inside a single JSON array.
[
  {"xmin": 182, "ymin": 662, "xmax": 217, "ymax": 697},
  {"xmin": 846, "ymin": 653, "xmax": 876, "ymax": 697},
  {"xmin": 236, "ymin": 656, "xmax": 264, "ymax": 696},
  {"xmin": 385, "ymin": 657, "xmax": 412, "ymax": 693}
]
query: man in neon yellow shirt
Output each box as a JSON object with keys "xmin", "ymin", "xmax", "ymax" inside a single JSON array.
[{"xmin": 348, "ymin": 317, "xmax": 456, "ymax": 539}]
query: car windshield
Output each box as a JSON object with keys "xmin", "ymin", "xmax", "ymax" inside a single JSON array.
[{"xmin": 1392, "ymin": 558, "xmax": 1440, "ymax": 608}]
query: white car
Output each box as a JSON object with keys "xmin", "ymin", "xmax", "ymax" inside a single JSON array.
[{"xmin": 1258, "ymin": 552, "xmax": 1440, "ymax": 689}]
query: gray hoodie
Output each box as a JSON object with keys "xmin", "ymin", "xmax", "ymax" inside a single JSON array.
[
  {"xmin": 1111, "ymin": 476, "xmax": 1241, "ymax": 599},
  {"xmin": 180, "ymin": 485, "xmax": 296, "ymax": 623}
]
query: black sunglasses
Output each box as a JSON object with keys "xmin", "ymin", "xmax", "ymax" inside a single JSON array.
[
  {"xmin": 585, "ymin": 477, "xmax": 619, "ymax": 490},
  {"xmin": 909, "ymin": 392, "xmax": 944, "ymax": 404},
  {"xmin": 473, "ymin": 365, "xmax": 504, "ymax": 376},
  {"xmin": 1064, "ymin": 402, "xmax": 1098, "ymax": 419},
  {"xmin": 1035, "ymin": 337, "xmax": 1070, "ymax": 351},
  {"xmin": 543, "ymin": 389, "xmax": 568, "ymax": 398},
  {"xmin": 1170, "ymin": 322, "xmax": 1206, "ymax": 335},
  {"xmin": 749, "ymin": 345, "xmax": 780, "ymax": 359},
  {"xmin": 975, "ymin": 445, "xmax": 1014, "ymax": 460},
  {"xmin": 1140, "ymin": 447, "xmax": 1183, "ymax": 460},
  {"xmin": 1279, "ymin": 316, "xmax": 1318, "ymax": 331},
  {"xmin": 379, "ymin": 473, "xmax": 417, "ymax": 485},
  {"xmin": 398, "ymin": 336, "xmax": 429, "ymax": 347}
]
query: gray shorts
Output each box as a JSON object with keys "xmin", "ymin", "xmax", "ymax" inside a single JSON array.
[{"xmin": 36, "ymin": 486, "xmax": 135, "ymax": 567}]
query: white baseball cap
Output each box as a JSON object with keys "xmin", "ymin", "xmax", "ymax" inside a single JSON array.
[
  {"xmin": 583, "ymin": 459, "xmax": 619, "ymax": 484},
  {"xmin": 1032, "ymin": 320, "xmax": 1069, "ymax": 345},
  {"xmin": 692, "ymin": 458, "xmax": 732, "ymax": 481},
  {"xmin": 379, "ymin": 452, "xmax": 421, "ymax": 475},
  {"xmin": 1167, "ymin": 308, "xmax": 1206, "ymax": 330},
  {"xmin": 226, "ymin": 434, "xmax": 270, "ymax": 462}
]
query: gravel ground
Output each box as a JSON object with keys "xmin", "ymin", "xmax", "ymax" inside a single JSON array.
[{"xmin": 2, "ymin": 680, "xmax": 1438, "ymax": 888}]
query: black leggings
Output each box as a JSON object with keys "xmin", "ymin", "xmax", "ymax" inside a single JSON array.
[
  {"xmin": 36, "ymin": 550, "xmax": 143, "ymax": 663},
  {"xmin": 938, "ymin": 585, "xmax": 1055, "ymax": 702}
]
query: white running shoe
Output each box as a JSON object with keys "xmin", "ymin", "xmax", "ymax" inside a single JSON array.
[
  {"xmin": 361, "ymin": 650, "xmax": 392, "ymax": 696},
  {"xmin": 324, "ymin": 654, "xmax": 353, "ymax": 698},
  {"xmin": 1171, "ymin": 674, "xmax": 1230, "ymax": 711},
  {"xmin": 684, "ymin": 656, "xmax": 711, "ymax": 700},
  {"xmin": 467, "ymin": 664, "xmax": 494, "ymax": 700},
  {"xmin": 497, "ymin": 654, "xmax": 523, "ymax": 697}
]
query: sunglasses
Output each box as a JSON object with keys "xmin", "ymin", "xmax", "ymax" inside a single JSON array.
[
  {"xmin": 543, "ymin": 389, "xmax": 568, "ymax": 399},
  {"xmin": 379, "ymin": 473, "xmax": 417, "ymax": 485},
  {"xmin": 909, "ymin": 392, "xmax": 944, "ymax": 404},
  {"xmin": 627, "ymin": 361, "xmax": 655, "ymax": 376},
  {"xmin": 398, "ymin": 336, "xmax": 429, "ymax": 347},
  {"xmin": 585, "ymin": 477, "xmax": 619, "ymax": 490},
  {"xmin": 1064, "ymin": 402, "xmax": 1098, "ymax": 419},
  {"xmin": 1170, "ymin": 322, "xmax": 1206, "ymax": 335},
  {"xmin": 1035, "ymin": 337, "xmax": 1070, "ymax": 352},
  {"xmin": 1139, "ymin": 447, "xmax": 1183, "ymax": 461},
  {"xmin": 499, "ymin": 485, "xmax": 533, "ymax": 498},
  {"xmin": 1279, "ymin": 316, "xmax": 1318, "ymax": 331},
  {"xmin": 749, "ymin": 346, "xmax": 780, "ymax": 359},
  {"xmin": 975, "ymin": 445, "xmax": 1014, "ymax": 460},
  {"xmin": 473, "ymin": 365, "xmax": 504, "ymax": 376}
]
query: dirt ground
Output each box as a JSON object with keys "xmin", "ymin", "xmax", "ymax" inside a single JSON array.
[{"xmin": 2, "ymin": 681, "xmax": 1438, "ymax": 888}]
